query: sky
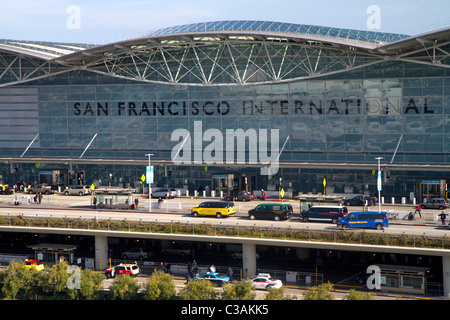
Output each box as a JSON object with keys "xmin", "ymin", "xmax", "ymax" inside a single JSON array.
[{"xmin": 1, "ymin": 0, "xmax": 450, "ymax": 44}]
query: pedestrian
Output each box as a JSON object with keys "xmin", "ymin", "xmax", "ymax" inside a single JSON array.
[
  {"xmin": 209, "ymin": 264, "xmax": 216, "ymax": 273},
  {"xmin": 261, "ymin": 189, "xmax": 267, "ymax": 200},
  {"xmin": 227, "ymin": 266, "xmax": 233, "ymax": 280},
  {"xmin": 414, "ymin": 204, "xmax": 422, "ymax": 218},
  {"xmin": 158, "ymin": 197, "xmax": 163, "ymax": 208},
  {"xmin": 134, "ymin": 197, "xmax": 139, "ymax": 209},
  {"xmin": 93, "ymin": 196, "xmax": 97, "ymax": 209},
  {"xmin": 38, "ymin": 192, "xmax": 42, "ymax": 204},
  {"xmin": 440, "ymin": 211, "xmax": 447, "ymax": 225}
]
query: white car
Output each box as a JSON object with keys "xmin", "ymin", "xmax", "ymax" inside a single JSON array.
[
  {"xmin": 251, "ymin": 273, "xmax": 283, "ymax": 290},
  {"xmin": 151, "ymin": 188, "xmax": 177, "ymax": 199},
  {"xmin": 105, "ymin": 263, "xmax": 140, "ymax": 278}
]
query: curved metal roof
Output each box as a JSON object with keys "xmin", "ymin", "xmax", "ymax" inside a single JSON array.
[
  {"xmin": 134, "ymin": 20, "xmax": 409, "ymax": 44},
  {"xmin": 0, "ymin": 21, "xmax": 449, "ymax": 87},
  {"xmin": 0, "ymin": 39, "xmax": 94, "ymax": 60}
]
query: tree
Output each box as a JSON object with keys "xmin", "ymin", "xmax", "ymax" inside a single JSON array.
[
  {"xmin": 36, "ymin": 261, "xmax": 70, "ymax": 298},
  {"xmin": 344, "ymin": 289, "xmax": 374, "ymax": 300},
  {"xmin": 1, "ymin": 260, "xmax": 34, "ymax": 300},
  {"xmin": 302, "ymin": 282, "xmax": 335, "ymax": 300},
  {"xmin": 67, "ymin": 268, "xmax": 105, "ymax": 300},
  {"xmin": 221, "ymin": 279, "xmax": 255, "ymax": 300},
  {"xmin": 144, "ymin": 270, "xmax": 176, "ymax": 300},
  {"xmin": 109, "ymin": 274, "xmax": 140, "ymax": 300},
  {"xmin": 179, "ymin": 279, "xmax": 218, "ymax": 300}
]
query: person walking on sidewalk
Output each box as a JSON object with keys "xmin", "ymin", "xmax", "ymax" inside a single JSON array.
[
  {"xmin": 414, "ymin": 204, "xmax": 422, "ymax": 218},
  {"xmin": 439, "ymin": 211, "xmax": 447, "ymax": 225}
]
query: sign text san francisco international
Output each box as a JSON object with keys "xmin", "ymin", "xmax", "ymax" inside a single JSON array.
[{"xmin": 72, "ymin": 97, "xmax": 435, "ymax": 117}]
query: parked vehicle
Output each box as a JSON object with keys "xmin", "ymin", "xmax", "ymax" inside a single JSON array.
[
  {"xmin": 28, "ymin": 184, "xmax": 53, "ymax": 194},
  {"xmin": 343, "ymin": 195, "xmax": 375, "ymax": 206},
  {"xmin": 231, "ymin": 252, "xmax": 260, "ymax": 260},
  {"xmin": 121, "ymin": 248, "xmax": 153, "ymax": 260},
  {"xmin": 23, "ymin": 259, "xmax": 44, "ymax": 271},
  {"xmin": 63, "ymin": 185, "xmax": 91, "ymax": 196},
  {"xmin": 151, "ymin": 188, "xmax": 177, "ymax": 199},
  {"xmin": 193, "ymin": 272, "xmax": 229, "ymax": 287},
  {"xmin": 162, "ymin": 243, "xmax": 192, "ymax": 257},
  {"xmin": 248, "ymin": 203, "xmax": 293, "ymax": 221},
  {"xmin": 191, "ymin": 201, "xmax": 236, "ymax": 218},
  {"xmin": 105, "ymin": 263, "xmax": 140, "ymax": 278},
  {"xmin": 337, "ymin": 212, "xmax": 388, "ymax": 230},
  {"xmin": 421, "ymin": 198, "xmax": 449, "ymax": 210},
  {"xmin": 301, "ymin": 206, "xmax": 348, "ymax": 224},
  {"xmin": 251, "ymin": 273, "xmax": 282, "ymax": 290},
  {"xmin": 0, "ymin": 184, "xmax": 13, "ymax": 195},
  {"xmin": 224, "ymin": 190, "xmax": 254, "ymax": 201}
]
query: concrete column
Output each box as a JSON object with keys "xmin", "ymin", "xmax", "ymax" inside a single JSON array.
[
  {"xmin": 443, "ymin": 255, "xmax": 450, "ymax": 298},
  {"xmin": 242, "ymin": 243, "xmax": 257, "ymax": 279},
  {"xmin": 95, "ymin": 235, "xmax": 108, "ymax": 271}
]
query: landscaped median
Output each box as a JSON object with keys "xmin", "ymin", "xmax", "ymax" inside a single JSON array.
[{"xmin": 1, "ymin": 214, "xmax": 450, "ymax": 250}]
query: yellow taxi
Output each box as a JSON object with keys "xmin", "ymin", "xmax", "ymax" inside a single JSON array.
[
  {"xmin": 191, "ymin": 201, "xmax": 236, "ymax": 218},
  {"xmin": 23, "ymin": 259, "xmax": 45, "ymax": 271}
]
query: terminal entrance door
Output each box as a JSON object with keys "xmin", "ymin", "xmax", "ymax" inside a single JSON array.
[
  {"xmin": 38, "ymin": 169, "xmax": 68, "ymax": 191},
  {"xmin": 212, "ymin": 174, "xmax": 232, "ymax": 195},
  {"xmin": 211, "ymin": 173, "xmax": 257, "ymax": 195},
  {"xmin": 417, "ymin": 179, "xmax": 446, "ymax": 202}
]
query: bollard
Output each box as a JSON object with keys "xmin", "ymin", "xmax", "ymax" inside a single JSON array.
[{"xmin": 391, "ymin": 197, "xmax": 395, "ymax": 204}]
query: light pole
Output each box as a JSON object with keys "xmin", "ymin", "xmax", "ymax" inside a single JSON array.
[
  {"xmin": 375, "ymin": 157, "xmax": 383, "ymax": 213},
  {"xmin": 145, "ymin": 153, "xmax": 154, "ymax": 212}
]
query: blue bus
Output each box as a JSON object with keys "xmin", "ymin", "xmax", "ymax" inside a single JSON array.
[{"xmin": 337, "ymin": 212, "xmax": 388, "ymax": 230}]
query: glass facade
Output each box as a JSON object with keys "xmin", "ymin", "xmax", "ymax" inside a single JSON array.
[{"xmin": 1, "ymin": 23, "xmax": 450, "ymax": 199}]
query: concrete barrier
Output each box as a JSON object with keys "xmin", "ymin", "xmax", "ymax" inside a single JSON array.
[{"xmin": 145, "ymin": 202, "xmax": 182, "ymax": 210}]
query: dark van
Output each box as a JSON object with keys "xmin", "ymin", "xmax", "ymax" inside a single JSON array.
[
  {"xmin": 337, "ymin": 212, "xmax": 388, "ymax": 230},
  {"xmin": 248, "ymin": 203, "xmax": 293, "ymax": 221},
  {"xmin": 301, "ymin": 206, "xmax": 348, "ymax": 224}
]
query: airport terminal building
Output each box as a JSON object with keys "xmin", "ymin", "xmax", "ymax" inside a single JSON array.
[{"xmin": 1, "ymin": 20, "xmax": 450, "ymax": 200}]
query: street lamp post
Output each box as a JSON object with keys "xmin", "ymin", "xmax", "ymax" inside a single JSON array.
[
  {"xmin": 375, "ymin": 157, "xmax": 383, "ymax": 213},
  {"xmin": 145, "ymin": 153, "xmax": 154, "ymax": 212}
]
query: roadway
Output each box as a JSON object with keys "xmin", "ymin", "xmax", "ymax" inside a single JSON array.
[
  {"xmin": 0, "ymin": 193, "xmax": 449, "ymax": 238},
  {"xmin": 102, "ymin": 274, "xmax": 402, "ymax": 300}
]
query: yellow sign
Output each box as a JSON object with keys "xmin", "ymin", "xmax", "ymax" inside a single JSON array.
[
  {"xmin": 141, "ymin": 174, "xmax": 146, "ymax": 183},
  {"xmin": 35, "ymin": 163, "xmax": 40, "ymax": 168},
  {"xmin": 90, "ymin": 184, "xmax": 95, "ymax": 190},
  {"xmin": 323, "ymin": 178, "xmax": 326, "ymax": 187},
  {"xmin": 280, "ymin": 188, "xmax": 285, "ymax": 199}
]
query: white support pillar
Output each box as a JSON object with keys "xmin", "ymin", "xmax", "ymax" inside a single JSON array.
[
  {"xmin": 443, "ymin": 255, "xmax": 450, "ymax": 298},
  {"xmin": 95, "ymin": 235, "xmax": 108, "ymax": 271},
  {"xmin": 242, "ymin": 243, "xmax": 257, "ymax": 279}
]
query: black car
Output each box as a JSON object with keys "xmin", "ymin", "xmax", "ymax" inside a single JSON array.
[
  {"xmin": 343, "ymin": 195, "xmax": 375, "ymax": 206},
  {"xmin": 224, "ymin": 190, "xmax": 253, "ymax": 201}
]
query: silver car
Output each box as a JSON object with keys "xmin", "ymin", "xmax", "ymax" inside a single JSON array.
[
  {"xmin": 151, "ymin": 188, "xmax": 177, "ymax": 199},
  {"xmin": 121, "ymin": 248, "xmax": 153, "ymax": 260},
  {"xmin": 63, "ymin": 185, "xmax": 91, "ymax": 196}
]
